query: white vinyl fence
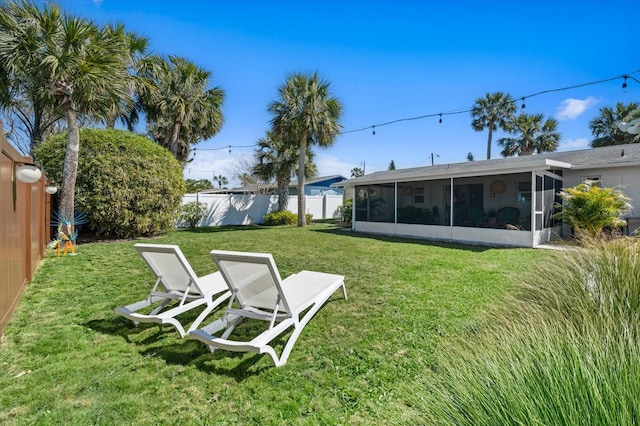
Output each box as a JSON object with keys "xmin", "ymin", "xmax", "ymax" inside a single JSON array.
[{"xmin": 181, "ymin": 194, "xmax": 344, "ymax": 227}]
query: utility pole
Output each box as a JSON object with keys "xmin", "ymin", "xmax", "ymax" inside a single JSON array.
[{"xmin": 431, "ymin": 153, "xmax": 439, "ymax": 166}]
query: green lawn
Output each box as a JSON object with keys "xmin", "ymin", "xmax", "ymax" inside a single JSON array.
[{"xmin": 0, "ymin": 224, "xmax": 555, "ymax": 424}]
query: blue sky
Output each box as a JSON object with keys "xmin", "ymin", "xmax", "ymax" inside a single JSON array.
[{"xmin": 58, "ymin": 0, "xmax": 639, "ymax": 185}]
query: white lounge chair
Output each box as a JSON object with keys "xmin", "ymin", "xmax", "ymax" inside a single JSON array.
[
  {"xmin": 189, "ymin": 250, "xmax": 347, "ymax": 367},
  {"xmin": 114, "ymin": 244, "xmax": 231, "ymax": 337}
]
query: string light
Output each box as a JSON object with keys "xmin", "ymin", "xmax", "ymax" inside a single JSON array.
[
  {"xmin": 339, "ymin": 70, "xmax": 638, "ymax": 135},
  {"xmin": 189, "ymin": 70, "xmax": 639, "ymax": 154}
]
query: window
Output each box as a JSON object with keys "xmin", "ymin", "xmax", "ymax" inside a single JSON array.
[
  {"xmin": 517, "ymin": 181, "xmax": 532, "ymax": 203},
  {"xmin": 582, "ymin": 176, "xmax": 601, "ymax": 187},
  {"xmin": 413, "ymin": 187, "xmax": 424, "ymax": 204}
]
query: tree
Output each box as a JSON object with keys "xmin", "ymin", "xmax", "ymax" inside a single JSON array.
[
  {"xmin": 471, "ymin": 92, "xmax": 517, "ymax": 159},
  {"xmin": 589, "ymin": 102, "xmax": 640, "ymax": 147},
  {"xmin": 184, "ymin": 178, "xmax": 213, "ymax": 193},
  {"xmin": 388, "ymin": 160, "xmax": 396, "ymax": 170},
  {"xmin": 467, "ymin": 152, "xmax": 475, "ymax": 161},
  {"xmin": 497, "ymin": 113, "xmax": 560, "ymax": 157},
  {"xmin": 268, "ymin": 72, "xmax": 343, "ymax": 226},
  {"xmin": 253, "ymin": 131, "xmax": 317, "ymax": 212},
  {"xmin": 213, "ymin": 174, "xmax": 228, "ymax": 189},
  {"xmin": 0, "ymin": 1, "xmax": 133, "ymax": 224},
  {"xmin": 142, "ymin": 55, "xmax": 225, "ymax": 162},
  {"xmin": 351, "ymin": 167, "xmax": 364, "ymax": 178}
]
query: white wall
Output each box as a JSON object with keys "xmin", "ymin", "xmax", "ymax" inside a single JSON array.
[{"xmin": 182, "ymin": 194, "xmax": 345, "ymax": 227}]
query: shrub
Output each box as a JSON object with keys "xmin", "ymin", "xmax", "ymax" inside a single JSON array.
[
  {"xmin": 263, "ymin": 211, "xmax": 313, "ymax": 226},
  {"xmin": 34, "ymin": 129, "xmax": 185, "ymax": 238},
  {"xmin": 337, "ymin": 199, "xmax": 353, "ymax": 222},
  {"xmin": 263, "ymin": 211, "xmax": 297, "ymax": 226},
  {"xmin": 179, "ymin": 201, "xmax": 208, "ymax": 228},
  {"xmin": 555, "ymin": 182, "xmax": 631, "ymax": 240}
]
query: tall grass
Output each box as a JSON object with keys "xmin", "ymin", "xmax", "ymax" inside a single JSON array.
[{"xmin": 412, "ymin": 238, "xmax": 640, "ymax": 425}]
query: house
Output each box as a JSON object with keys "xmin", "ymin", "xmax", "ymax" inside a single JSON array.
[
  {"xmin": 203, "ymin": 175, "xmax": 347, "ymax": 196},
  {"xmin": 340, "ymin": 143, "xmax": 640, "ymax": 247}
]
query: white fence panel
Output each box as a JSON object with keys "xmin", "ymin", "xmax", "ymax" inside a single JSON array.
[{"xmin": 181, "ymin": 194, "xmax": 346, "ymax": 227}]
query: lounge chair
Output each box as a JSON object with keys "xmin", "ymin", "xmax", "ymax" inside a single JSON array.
[
  {"xmin": 189, "ymin": 250, "xmax": 347, "ymax": 367},
  {"xmin": 114, "ymin": 244, "xmax": 231, "ymax": 337}
]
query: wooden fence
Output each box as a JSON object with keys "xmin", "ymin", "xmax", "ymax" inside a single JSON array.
[{"xmin": 1, "ymin": 127, "xmax": 51, "ymax": 336}]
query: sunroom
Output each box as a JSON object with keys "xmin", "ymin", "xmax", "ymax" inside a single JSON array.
[{"xmin": 346, "ymin": 157, "xmax": 571, "ymax": 247}]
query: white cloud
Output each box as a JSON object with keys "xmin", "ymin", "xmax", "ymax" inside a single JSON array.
[
  {"xmin": 560, "ymin": 137, "xmax": 590, "ymax": 150},
  {"xmin": 555, "ymin": 96, "xmax": 599, "ymax": 121},
  {"xmin": 92, "ymin": 0, "xmax": 103, "ymax": 5}
]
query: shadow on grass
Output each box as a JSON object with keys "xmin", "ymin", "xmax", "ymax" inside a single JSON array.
[
  {"xmin": 312, "ymin": 227, "xmax": 500, "ymax": 252},
  {"xmin": 176, "ymin": 225, "xmax": 269, "ymax": 234},
  {"xmin": 85, "ymin": 315, "xmax": 287, "ymax": 381}
]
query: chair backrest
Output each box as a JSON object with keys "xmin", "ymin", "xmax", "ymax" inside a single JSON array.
[
  {"xmin": 496, "ymin": 207, "xmax": 520, "ymax": 225},
  {"xmin": 210, "ymin": 250, "xmax": 292, "ymax": 315},
  {"xmin": 134, "ymin": 244, "xmax": 203, "ymax": 295}
]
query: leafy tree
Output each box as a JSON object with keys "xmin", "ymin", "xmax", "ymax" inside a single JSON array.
[
  {"xmin": 268, "ymin": 72, "xmax": 343, "ymax": 226},
  {"xmin": 253, "ymin": 131, "xmax": 316, "ymax": 211},
  {"xmin": 184, "ymin": 178, "xmax": 213, "ymax": 193},
  {"xmin": 0, "ymin": 1, "xmax": 133, "ymax": 225},
  {"xmin": 213, "ymin": 174, "xmax": 228, "ymax": 189},
  {"xmin": 554, "ymin": 183, "xmax": 631, "ymax": 240},
  {"xmin": 589, "ymin": 102, "xmax": 640, "ymax": 147},
  {"xmin": 351, "ymin": 167, "xmax": 364, "ymax": 178},
  {"xmin": 388, "ymin": 160, "xmax": 396, "ymax": 170},
  {"xmin": 471, "ymin": 92, "xmax": 517, "ymax": 159},
  {"xmin": 498, "ymin": 113, "xmax": 560, "ymax": 157},
  {"xmin": 142, "ymin": 55, "xmax": 225, "ymax": 162},
  {"xmin": 34, "ymin": 129, "xmax": 185, "ymax": 238}
]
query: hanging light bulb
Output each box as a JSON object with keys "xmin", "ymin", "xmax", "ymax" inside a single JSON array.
[
  {"xmin": 521, "ymin": 97, "xmax": 526, "ymax": 109},
  {"xmin": 228, "ymin": 145, "xmax": 231, "ymax": 153},
  {"xmin": 372, "ymin": 125, "xmax": 376, "ymax": 135},
  {"xmin": 439, "ymin": 113, "xmax": 442, "ymax": 124},
  {"xmin": 622, "ymin": 75, "xmax": 628, "ymax": 90}
]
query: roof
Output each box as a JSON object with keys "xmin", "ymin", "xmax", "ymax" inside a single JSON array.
[{"xmin": 344, "ymin": 143, "xmax": 640, "ymax": 186}]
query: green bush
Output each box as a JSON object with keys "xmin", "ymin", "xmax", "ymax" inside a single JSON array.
[
  {"xmin": 179, "ymin": 201, "xmax": 208, "ymax": 228},
  {"xmin": 34, "ymin": 129, "xmax": 185, "ymax": 238},
  {"xmin": 263, "ymin": 211, "xmax": 313, "ymax": 226},
  {"xmin": 555, "ymin": 182, "xmax": 631, "ymax": 240},
  {"xmin": 337, "ymin": 198, "xmax": 353, "ymax": 222}
]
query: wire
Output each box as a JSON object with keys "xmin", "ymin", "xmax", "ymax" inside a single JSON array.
[
  {"xmin": 191, "ymin": 69, "xmax": 640, "ymax": 149},
  {"xmin": 338, "ymin": 69, "xmax": 640, "ymax": 135}
]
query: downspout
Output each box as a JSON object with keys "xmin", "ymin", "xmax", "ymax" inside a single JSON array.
[
  {"xmin": 449, "ymin": 177, "xmax": 454, "ymax": 240},
  {"xmin": 530, "ymin": 171, "xmax": 536, "ymax": 245},
  {"xmin": 394, "ymin": 182, "xmax": 398, "ymax": 230}
]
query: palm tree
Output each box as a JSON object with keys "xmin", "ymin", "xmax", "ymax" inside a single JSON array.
[
  {"xmin": 589, "ymin": 102, "xmax": 640, "ymax": 147},
  {"xmin": 213, "ymin": 174, "xmax": 228, "ymax": 189},
  {"xmin": 142, "ymin": 56, "xmax": 224, "ymax": 162},
  {"xmin": 0, "ymin": 1, "xmax": 132, "ymax": 223},
  {"xmin": 268, "ymin": 72, "xmax": 343, "ymax": 226},
  {"xmin": 471, "ymin": 92, "xmax": 517, "ymax": 159},
  {"xmin": 253, "ymin": 131, "xmax": 317, "ymax": 212},
  {"xmin": 497, "ymin": 113, "xmax": 560, "ymax": 157}
]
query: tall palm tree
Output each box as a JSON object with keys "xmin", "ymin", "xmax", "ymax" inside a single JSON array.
[
  {"xmin": 268, "ymin": 72, "xmax": 342, "ymax": 226},
  {"xmin": 253, "ymin": 131, "xmax": 317, "ymax": 212},
  {"xmin": 0, "ymin": 1, "xmax": 132, "ymax": 222},
  {"xmin": 497, "ymin": 113, "xmax": 560, "ymax": 157},
  {"xmin": 471, "ymin": 92, "xmax": 517, "ymax": 159},
  {"xmin": 142, "ymin": 56, "xmax": 224, "ymax": 162},
  {"xmin": 589, "ymin": 102, "xmax": 640, "ymax": 147},
  {"xmin": 102, "ymin": 26, "xmax": 153, "ymax": 131},
  {"xmin": 213, "ymin": 174, "xmax": 228, "ymax": 189}
]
